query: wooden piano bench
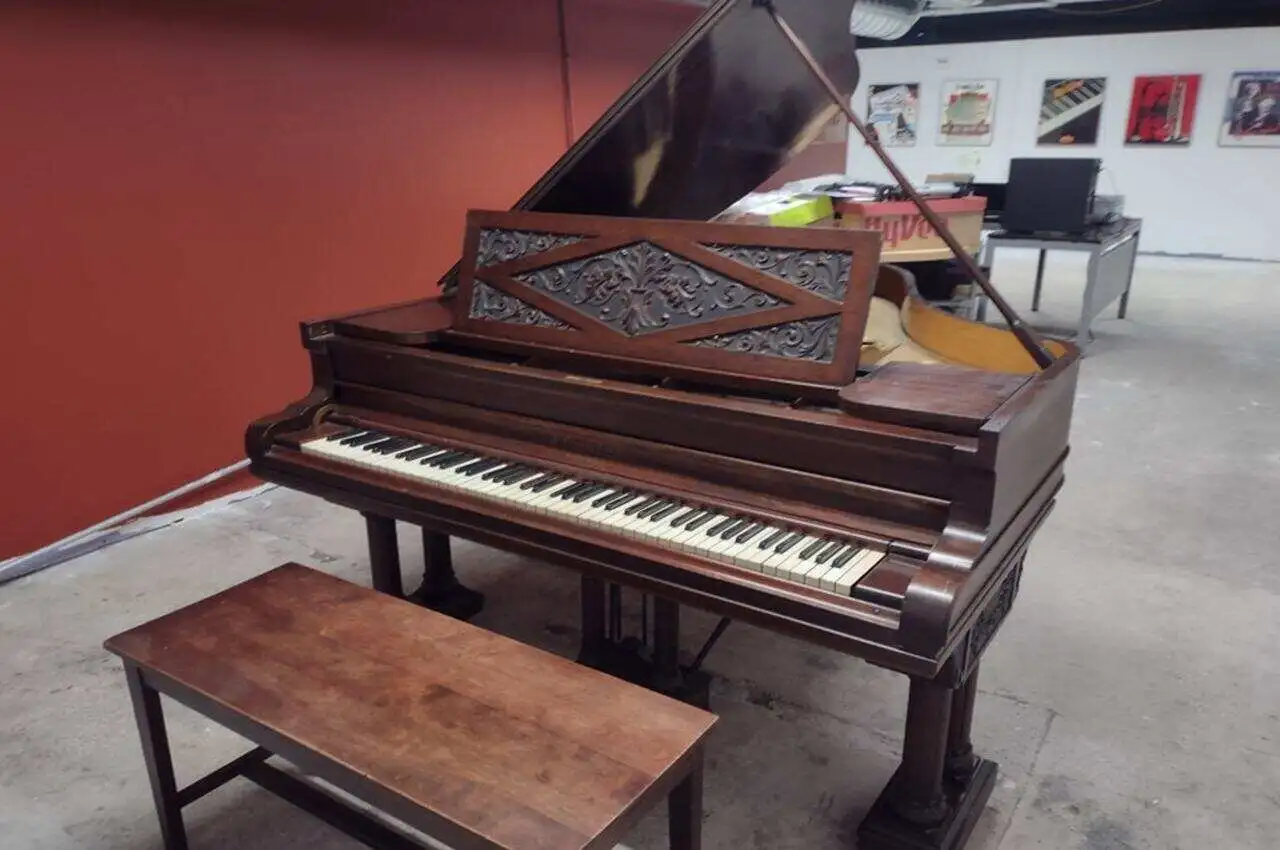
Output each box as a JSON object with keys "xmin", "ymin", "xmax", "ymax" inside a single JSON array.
[{"xmin": 104, "ymin": 563, "xmax": 717, "ymax": 850}]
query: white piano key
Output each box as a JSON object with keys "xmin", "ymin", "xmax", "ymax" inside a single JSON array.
[{"xmin": 833, "ymin": 550, "xmax": 885, "ymax": 595}]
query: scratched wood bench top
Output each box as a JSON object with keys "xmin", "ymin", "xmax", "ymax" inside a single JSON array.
[{"xmin": 105, "ymin": 563, "xmax": 717, "ymax": 850}]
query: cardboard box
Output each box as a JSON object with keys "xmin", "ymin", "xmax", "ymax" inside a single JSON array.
[{"xmin": 831, "ymin": 196, "xmax": 986, "ymax": 261}]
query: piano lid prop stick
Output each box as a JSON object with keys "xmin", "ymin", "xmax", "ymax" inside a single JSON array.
[{"xmin": 755, "ymin": 1, "xmax": 1056, "ymax": 370}]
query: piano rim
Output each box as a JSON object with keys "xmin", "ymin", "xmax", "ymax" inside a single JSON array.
[{"xmin": 249, "ymin": 446, "xmax": 965, "ymax": 678}]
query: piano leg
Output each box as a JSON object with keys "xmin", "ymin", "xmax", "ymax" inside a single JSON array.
[
  {"xmin": 858, "ymin": 673, "xmax": 996, "ymax": 850},
  {"xmin": 946, "ymin": 666, "xmax": 981, "ymax": 781},
  {"xmin": 576, "ymin": 578, "xmax": 710, "ymax": 709},
  {"xmin": 406, "ymin": 529, "xmax": 485, "ymax": 621},
  {"xmin": 363, "ymin": 514, "xmax": 404, "ymax": 598},
  {"xmin": 579, "ymin": 575, "xmax": 609, "ymax": 662}
]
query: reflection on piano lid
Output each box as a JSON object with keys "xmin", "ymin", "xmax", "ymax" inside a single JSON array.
[{"xmin": 441, "ymin": 0, "xmax": 859, "ymax": 289}]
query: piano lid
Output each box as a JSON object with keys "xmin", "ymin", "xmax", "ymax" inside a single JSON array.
[
  {"xmin": 521, "ymin": 0, "xmax": 858, "ymax": 220},
  {"xmin": 442, "ymin": 0, "xmax": 858, "ymax": 289}
]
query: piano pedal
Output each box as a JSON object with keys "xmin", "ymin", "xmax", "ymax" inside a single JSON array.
[
  {"xmin": 406, "ymin": 581, "xmax": 485, "ymax": 622},
  {"xmin": 576, "ymin": 637, "xmax": 712, "ymax": 711}
]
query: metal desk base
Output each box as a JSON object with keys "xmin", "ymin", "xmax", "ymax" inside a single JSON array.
[{"xmin": 977, "ymin": 219, "xmax": 1142, "ymax": 352}]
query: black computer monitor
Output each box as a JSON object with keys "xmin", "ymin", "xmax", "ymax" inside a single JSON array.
[
  {"xmin": 969, "ymin": 181, "xmax": 1007, "ymax": 223},
  {"xmin": 1002, "ymin": 158, "xmax": 1100, "ymax": 234}
]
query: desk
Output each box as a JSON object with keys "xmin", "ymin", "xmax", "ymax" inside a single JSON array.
[{"xmin": 978, "ymin": 218, "xmax": 1142, "ymax": 351}]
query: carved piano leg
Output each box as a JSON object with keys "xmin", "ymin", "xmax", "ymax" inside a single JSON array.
[
  {"xmin": 363, "ymin": 514, "xmax": 404, "ymax": 598},
  {"xmin": 946, "ymin": 666, "xmax": 981, "ymax": 782},
  {"xmin": 406, "ymin": 529, "xmax": 484, "ymax": 621},
  {"xmin": 858, "ymin": 675, "xmax": 997, "ymax": 850}
]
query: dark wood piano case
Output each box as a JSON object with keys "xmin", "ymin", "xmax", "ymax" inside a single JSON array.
[{"xmin": 449, "ymin": 210, "xmax": 883, "ymax": 397}]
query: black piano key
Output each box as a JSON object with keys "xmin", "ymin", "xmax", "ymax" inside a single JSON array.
[
  {"xmin": 341, "ymin": 431, "xmax": 383, "ymax": 446},
  {"xmin": 453, "ymin": 458, "xmax": 490, "ymax": 474},
  {"xmin": 815, "ymin": 541, "xmax": 843, "ymax": 564},
  {"xmin": 501, "ymin": 469, "xmax": 541, "ymax": 486},
  {"xmin": 495, "ymin": 465, "xmax": 533, "ymax": 483},
  {"xmin": 324, "ymin": 427, "xmax": 360, "ymax": 441},
  {"xmin": 591, "ymin": 488, "xmax": 623, "ymax": 507},
  {"xmin": 831, "ymin": 546, "xmax": 859, "ymax": 570},
  {"xmin": 685, "ymin": 512, "xmax": 717, "ymax": 532},
  {"xmin": 605, "ymin": 491, "xmax": 641, "ymax": 510},
  {"xmin": 479, "ymin": 463, "xmax": 513, "ymax": 480},
  {"xmin": 650, "ymin": 502, "xmax": 683, "ymax": 522},
  {"xmin": 800, "ymin": 538, "xmax": 827, "ymax": 560},
  {"xmin": 758, "ymin": 528, "xmax": 788, "ymax": 549},
  {"xmin": 426, "ymin": 450, "xmax": 464, "ymax": 466},
  {"xmin": 775, "ymin": 532, "xmax": 804, "ymax": 554},
  {"xmin": 590, "ymin": 488, "xmax": 621, "ymax": 507},
  {"xmin": 520, "ymin": 473, "xmax": 555, "ymax": 490},
  {"xmin": 532, "ymin": 475, "xmax": 569, "ymax": 493},
  {"xmin": 736, "ymin": 524, "xmax": 765, "ymax": 544},
  {"xmin": 718, "ymin": 518, "xmax": 749, "ymax": 539},
  {"xmin": 461, "ymin": 459, "xmax": 505, "ymax": 476},
  {"xmin": 667, "ymin": 508, "xmax": 698, "ymax": 526},
  {"xmin": 706, "ymin": 516, "xmax": 738, "ymax": 536},
  {"xmin": 371, "ymin": 438, "xmax": 413, "ymax": 454},
  {"xmin": 625, "ymin": 497, "xmax": 661, "ymax": 516},
  {"xmin": 679, "ymin": 510, "xmax": 712, "ymax": 529},
  {"xmin": 399, "ymin": 446, "xmax": 439, "ymax": 462},
  {"xmin": 552, "ymin": 481, "xmax": 588, "ymax": 498},
  {"xmin": 636, "ymin": 499, "xmax": 672, "ymax": 519},
  {"xmin": 437, "ymin": 453, "xmax": 478, "ymax": 470},
  {"xmin": 573, "ymin": 485, "xmax": 608, "ymax": 502}
]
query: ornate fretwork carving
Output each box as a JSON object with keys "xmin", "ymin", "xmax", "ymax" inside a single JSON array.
[
  {"xmin": 701, "ymin": 244, "xmax": 852, "ymax": 302},
  {"xmin": 962, "ymin": 562, "xmax": 1023, "ymax": 674},
  {"xmin": 513, "ymin": 241, "xmax": 780, "ymax": 337},
  {"xmin": 686, "ymin": 316, "xmax": 842, "ymax": 363},
  {"xmin": 468, "ymin": 281, "xmax": 570, "ymax": 329},
  {"xmin": 476, "ymin": 229, "xmax": 583, "ymax": 267}
]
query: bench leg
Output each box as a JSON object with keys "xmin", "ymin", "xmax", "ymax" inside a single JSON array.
[
  {"xmin": 125, "ymin": 664, "xmax": 189, "ymax": 850},
  {"xmin": 668, "ymin": 751, "xmax": 704, "ymax": 850},
  {"xmin": 363, "ymin": 513, "xmax": 404, "ymax": 598}
]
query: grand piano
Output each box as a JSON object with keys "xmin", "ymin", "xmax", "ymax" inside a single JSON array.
[{"xmin": 246, "ymin": 2, "xmax": 1081, "ymax": 849}]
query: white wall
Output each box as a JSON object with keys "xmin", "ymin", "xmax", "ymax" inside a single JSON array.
[{"xmin": 846, "ymin": 27, "xmax": 1280, "ymax": 261}]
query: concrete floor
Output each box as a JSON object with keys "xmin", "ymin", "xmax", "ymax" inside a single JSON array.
[{"xmin": 3, "ymin": 252, "xmax": 1279, "ymax": 850}]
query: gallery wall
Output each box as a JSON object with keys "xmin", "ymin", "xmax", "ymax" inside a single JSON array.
[
  {"xmin": 847, "ymin": 27, "xmax": 1280, "ymax": 261},
  {"xmin": 0, "ymin": 0, "xmax": 699, "ymax": 560}
]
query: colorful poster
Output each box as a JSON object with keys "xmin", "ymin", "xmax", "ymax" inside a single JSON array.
[
  {"xmin": 1219, "ymin": 72, "xmax": 1280, "ymax": 147},
  {"xmin": 938, "ymin": 79, "xmax": 998, "ymax": 146},
  {"xmin": 1037, "ymin": 78, "xmax": 1106, "ymax": 146},
  {"xmin": 1126, "ymin": 75, "xmax": 1201, "ymax": 145},
  {"xmin": 868, "ymin": 83, "xmax": 919, "ymax": 147}
]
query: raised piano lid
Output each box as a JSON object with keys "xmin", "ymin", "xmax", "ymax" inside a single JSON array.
[{"xmin": 438, "ymin": 0, "xmax": 859, "ymax": 289}]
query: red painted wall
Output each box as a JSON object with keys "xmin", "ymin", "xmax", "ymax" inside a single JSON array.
[{"xmin": 0, "ymin": 0, "xmax": 697, "ymax": 558}]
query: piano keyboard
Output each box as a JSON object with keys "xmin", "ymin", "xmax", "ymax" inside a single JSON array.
[{"xmin": 302, "ymin": 428, "xmax": 885, "ymax": 598}]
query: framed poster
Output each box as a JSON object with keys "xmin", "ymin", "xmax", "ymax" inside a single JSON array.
[
  {"xmin": 1037, "ymin": 78, "xmax": 1106, "ymax": 146},
  {"xmin": 1126, "ymin": 75, "xmax": 1201, "ymax": 145},
  {"xmin": 938, "ymin": 79, "xmax": 998, "ymax": 146},
  {"xmin": 868, "ymin": 83, "xmax": 919, "ymax": 147},
  {"xmin": 1219, "ymin": 72, "xmax": 1280, "ymax": 147}
]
